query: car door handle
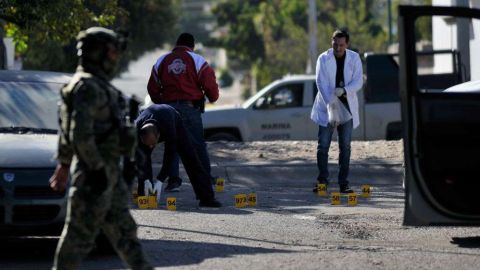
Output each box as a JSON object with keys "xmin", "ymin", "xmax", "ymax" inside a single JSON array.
[{"xmin": 290, "ymin": 112, "xmax": 304, "ymax": 117}]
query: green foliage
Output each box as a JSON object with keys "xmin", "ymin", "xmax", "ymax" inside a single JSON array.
[
  {"xmin": 1, "ymin": 0, "xmax": 179, "ymax": 72},
  {"xmin": 212, "ymin": 0, "xmax": 392, "ymax": 92},
  {"xmin": 218, "ymin": 69, "xmax": 234, "ymax": 88},
  {"xmin": 4, "ymin": 23, "xmax": 27, "ymax": 54},
  {"xmin": 116, "ymin": 0, "xmax": 179, "ymax": 71},
  {"xmin": 1, "ymin": 0, "xmax": 120, "ymax": 45},
  {"xmin": 212, "ymin": 1, "xmax": 264, "ymax": 66}
]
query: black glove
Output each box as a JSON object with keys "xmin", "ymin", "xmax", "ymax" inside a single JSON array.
[{"xmin": 85, "ymin": 168, "xmax": 108, "ymax": 195}]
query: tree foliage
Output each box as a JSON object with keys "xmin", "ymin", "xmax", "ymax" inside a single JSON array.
[
  {"xmin": 0, "ymin": 0, "xmax": 178, "ymax": 72},
  {"xmin": 212, "ymin": 0, "xmax": 393, "ymax": 92}
]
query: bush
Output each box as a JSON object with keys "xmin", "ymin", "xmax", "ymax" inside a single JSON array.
[{"xmin": 218, "ymin": 69, "xmax": 234, "ymax": 88}]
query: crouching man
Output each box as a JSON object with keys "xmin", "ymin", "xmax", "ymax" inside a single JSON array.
[{"xmin": 135, "ymin": 104, "xmax": 221, "ymax": 207}]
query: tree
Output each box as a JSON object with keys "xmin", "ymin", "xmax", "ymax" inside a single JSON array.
[
  {"xmin": 212, "ymin": 0, "xmax": 389, "ymax": 94},
  {"xmin": 116, "ymin": 0, "xmax": 179, "ymax": 72},
  {"xmin": 211, "ymin": 1, "xmax": 264, "ymax": 68},
  {"xmin": 0, "ymin": 0, "xmax": 179, "ymax": 72}
]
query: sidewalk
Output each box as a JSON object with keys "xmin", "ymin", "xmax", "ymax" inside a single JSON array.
[{"xmin": 152, "ymin": 159, "xmax": 403, "ymax": 189}]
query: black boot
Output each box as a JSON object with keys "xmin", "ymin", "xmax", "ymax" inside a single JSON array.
[
  {"xmin": 339, "ymin": 184, "xmax": 354, "ymax": 193},
  {"xmin": 312, "ymin": 179, "xmax": 329, "ymax": 192},
  {"xmin": 199, "ymin": 198, "xmax": 222, "ymax": 207}
]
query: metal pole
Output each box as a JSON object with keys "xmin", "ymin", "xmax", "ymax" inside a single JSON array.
[
  {"xmin": 455, "ymin": 0, "xmax": 470, "ymax": 80},
  {"xmin": 388, "ymin": 0, "xmax": 393, "ymax": 45},
  {"xmin": 308, "ymin": 0, "xmax": 318, "ymax": 74}
]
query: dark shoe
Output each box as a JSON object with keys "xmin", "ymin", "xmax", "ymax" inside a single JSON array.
[
  {"xmin": 312, "ymin": 179, "xmax": 329, "ymax": 192},
  {"xmin": 199, "ymin": 198, "xmax": 222, "ymax": 208},
  {"xmin": 164, "ymin": 178, "xmax": 181, "ymax": 192},
  {"xmin": 340, "ymin": 184, "xmax": 354, "ymax": 193}
]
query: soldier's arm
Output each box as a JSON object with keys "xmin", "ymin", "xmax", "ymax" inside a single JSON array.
[
  {"xmin": 56, "ymin": 127, "xmax": 73, "ymax": 166},
  {"xmin": 55, "ymin": 86, "xmax": 74, "ymax": 166},
  {"xmin": 71, "ymin": 80, "xmax": 106, "ymax": 170}
]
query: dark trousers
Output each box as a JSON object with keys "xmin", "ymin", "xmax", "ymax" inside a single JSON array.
[
  {"xmin": 137, "ymin": 120, "xmax": 214, "ymax": 201},
  {"xmin": 168, "ymin": 102, "xmax": 213, "ymax": 182}
]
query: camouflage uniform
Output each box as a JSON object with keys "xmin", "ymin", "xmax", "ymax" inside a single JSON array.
[{"xmin": 53, "ymin": 28, "xmax": 151, "ymax": 270}]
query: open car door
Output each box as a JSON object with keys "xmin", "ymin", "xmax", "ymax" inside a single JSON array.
[{"xmin": 400, "ymin": 5, "xmax": 480, "ymax": 225}]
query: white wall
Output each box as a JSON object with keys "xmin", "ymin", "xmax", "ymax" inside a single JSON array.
[
  {"xmin": 432, "ymin": 0, "xmax": 455, "ymax": 74},
  {"xmin": 3, "ymin": 37, "xmax": 14, "ymax": 70},
  {"xmin": 432, "ymin": 0, "xmax": 480, "ymax": 80},
  {"xmin": 470, "ymin": 0, "xmax": 480, "ymax": 80}
]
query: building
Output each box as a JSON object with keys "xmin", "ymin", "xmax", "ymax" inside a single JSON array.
[{"xmin": 432, "ymin": 0, "xmax": 480, "ymax": 81}]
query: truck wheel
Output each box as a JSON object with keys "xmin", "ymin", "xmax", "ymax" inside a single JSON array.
[
  {"xmin": 207, "ymin": 132, "xmax": 240, "ymax": 142},
  {"xmin": 386, "ymin": 122, "xmax": 403, "ymax": 140}
]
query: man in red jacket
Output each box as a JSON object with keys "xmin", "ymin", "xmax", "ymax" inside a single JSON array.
[{"xmin": 147, "ymin": 33, "xmax": 219, "ymax": 191}]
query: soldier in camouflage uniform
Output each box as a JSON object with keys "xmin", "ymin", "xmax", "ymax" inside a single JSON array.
[{"xmin": 48, "ymin": 27, "xmax": 152, "ymax": 270}]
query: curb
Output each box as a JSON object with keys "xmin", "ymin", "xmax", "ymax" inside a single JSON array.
[{"xmin": 153, "ymin": 160, "xmax": 403, "ymax": 169}]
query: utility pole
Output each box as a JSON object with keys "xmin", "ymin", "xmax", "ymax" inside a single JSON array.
[
  {"xmin": 387, "ymin": 0, "xmax": 393, "ymax": 45},
  {"xmin": 307, "ymin": 0, "xmax": 318, "ymax": 74}
]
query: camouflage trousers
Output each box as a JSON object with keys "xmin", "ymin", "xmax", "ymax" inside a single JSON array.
[{"xmin": 52, "ymin": 165, "xmax": 151, "ymax": 270}]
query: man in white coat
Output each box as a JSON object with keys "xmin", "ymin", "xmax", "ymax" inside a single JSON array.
[{"xmin": 311, "ymin": 29, "xmax": 363, "ymax": 193}]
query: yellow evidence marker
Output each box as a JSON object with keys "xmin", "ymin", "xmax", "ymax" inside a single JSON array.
[
  {"xmin": 167, "ymin": 197, "xmax": 176, "ymax": 211},
  {"xmin": 361, "ymin": 184, "xmax": 371, "ymax": 198},
  {"xmin": 317, "ymin": 183, "xmax": 328, "ymax": 196},
  {"xmin": 137, "ymin": 196, "xmax": 149, "ymax": 209},
  {"xmin": 248, "ymin": 192, "xmax": 257, "ymax": 207},
  {"xmin": 148, "ymin": 195, "xmax": 158, "ymax": 208},
  {"xmin": 348, "ymin": 192, "xmax": 358, "ymax": 206},
  {"xmin": 215, "ymin": 177, "xmax": 225, "ymax": 192},
  {"xmin": 331, "ymin": 192, "xmax": 341, "ymax": 205},
  {"xmin": 234, "ymin": 194, "xmax": 247, "ymax": 208}
]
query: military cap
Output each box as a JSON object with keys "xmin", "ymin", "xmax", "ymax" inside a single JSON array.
[{"xmin": 76, "ymin": 27, "xmax": 127, "ymax": 58}]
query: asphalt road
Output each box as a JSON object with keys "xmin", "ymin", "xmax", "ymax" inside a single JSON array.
[{"xmin": 1, "ymin": 163, "xmax": 480, "ymax": 270}]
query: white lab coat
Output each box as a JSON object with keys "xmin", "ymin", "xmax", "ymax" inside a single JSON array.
[{"xmin": 310, "ymin": 48, "xmax": 363, "ymax": 128}]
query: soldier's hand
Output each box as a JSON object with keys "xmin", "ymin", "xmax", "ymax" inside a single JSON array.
[{"xmin": 49, "ymin": 163, "xmax": 70, "ymax": 192}]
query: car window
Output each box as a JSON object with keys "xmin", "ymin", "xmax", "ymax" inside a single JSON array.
[
  {"xmin": 0, "ymin": 82, "xmax": 62, "ymax": 130},
  {"xmin": 365, "ymin": 54, "xmax": 400, "ymax": 103},
  {"xmin": 255, "ymin": 83, "xmax": 303, "ymax": 109}
]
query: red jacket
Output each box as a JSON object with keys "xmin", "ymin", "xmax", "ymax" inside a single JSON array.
[{"xmin": 147, "ymin": 46, "xmax": 219, "ymax": 103}]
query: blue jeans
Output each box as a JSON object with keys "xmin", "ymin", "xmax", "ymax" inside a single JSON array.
[
  {"xmin": 168, "ymin": 102, "xmax": 213, "ymax": 181},
  {"xmin": 316, "ymin": 120, "xmax": 353, "ymax": 185}
]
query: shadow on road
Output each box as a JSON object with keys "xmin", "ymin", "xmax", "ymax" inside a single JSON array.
[
  {"xmin": 140, "ymin": 224, "xmax": 299, "ymax": 247},
  {"xmin": 0, "ymin": 236, "xmax": 291, "ymax": 270},
  {"xmin": 142, "ymin": 238, "xmax": 292, "ymax": 268},
  {"xmin": 0, "ymin": 235, "xmax": 120, "ymax": 270},
  {"xmin": 451, "ymin": 236, "xmax": 480, "ymax": 248},
  {"xmin": 0, "ymin": 238, "xmax": 58, "ymax": 262}
]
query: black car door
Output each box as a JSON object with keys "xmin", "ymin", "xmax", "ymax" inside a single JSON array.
[{"xmin": 400, "ymin": 5, "xmax": 480, "ymax": 225}]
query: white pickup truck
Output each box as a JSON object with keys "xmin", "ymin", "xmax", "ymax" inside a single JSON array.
[
  {"xmin": 203, "ymin": 74, "xmax": 398, "ymax": 141},
  {"xmin": 202, "ymin": 50, "xmax": 463, "ymax": 141}
]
